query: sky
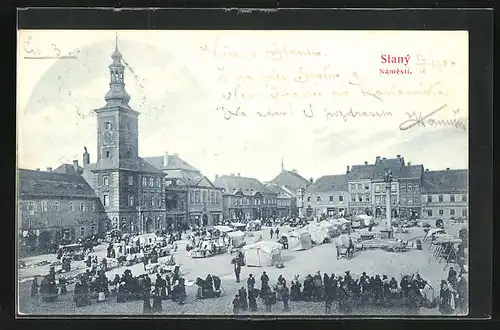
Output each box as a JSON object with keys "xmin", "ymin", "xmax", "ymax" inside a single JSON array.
[{"xmin": 17, "ymin": 30, "xmax": 469, "ymax": 182}]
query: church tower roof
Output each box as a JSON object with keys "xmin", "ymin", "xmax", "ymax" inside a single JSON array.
[{"xmin": 104, "ymin": 33, "xmax": 131, "ymax": 106}]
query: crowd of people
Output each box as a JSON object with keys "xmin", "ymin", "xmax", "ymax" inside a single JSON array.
[
  {"xmin": 230, "ymin": 268, "xmax": 468, "ymax": 315},
  {"xmin": 27, "ymin": 218, "xmax": 468, "ymax": 316}
]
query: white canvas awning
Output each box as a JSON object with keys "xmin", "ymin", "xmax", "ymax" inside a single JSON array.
[{"xmin": 213, "ymin": 225, "xmax": 234, "ymax": 233}]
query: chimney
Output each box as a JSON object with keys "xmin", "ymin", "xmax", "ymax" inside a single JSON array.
[
  {"xmin": 376, "ymin": 156, "xmax": 381, "ymax": 163},
  {"xmin": 446, "ymin": 167, "xmax": 450, "ymax": 170},
  {"xmin": 73, "ymin": 160, "xmax": 79, "ymax": 173},
  {"xmin": 346, "ymin": 165, "xmax": 350, "ymax": 174},
  {"xmin": 426, "ymin": 169, "xmax": 429, "ymax": 172},
  {"xmin": 397, "ymin": 155, "xmax": 401, "ymax": 159},
  {"xmin": 407, "ymin": 162, "xmax": 411, "ymax": 166},
  {"xmin": 237, "ymin": 173, "xmax": 240, "ymax": 176},
  {"xmin": 364, "ymin": 161, "xmax": 368, "ymax": 165},
  {"xmin": 35, "ymin": 168, "xmax": 40, "ymax": 171},
  {"xmin": 46, "ymin": 167, "xmax": 52, "ymax": 172},
  {"xmin": 83, "ymin": 147, "xmax": 90, "ymax": 165},
  {"xmin": 163, "ymin": 152, "xmax": 169, "ymax": 166},
  {"xmin": 215, "ymin": 174, "xmax": 219, "ymax": 180}
]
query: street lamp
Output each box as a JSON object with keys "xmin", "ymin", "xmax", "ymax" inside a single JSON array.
[{"xmin": 383, "ymin": 166, "xmax": 394, "ymax": 238}]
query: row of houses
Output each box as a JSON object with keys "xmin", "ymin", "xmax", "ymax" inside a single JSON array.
[
  {"xmin": 300, "ymin": 155, "xmax": 468, "ymax": 222},
  {"xmin": 17, "ymin": 41, "xmax": 468, "ymax": 246}
]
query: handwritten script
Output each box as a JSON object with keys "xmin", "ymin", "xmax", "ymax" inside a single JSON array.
[
  {"xmin": 399, "ymin": 105, "xmax": 466, "ymax": 131},
  {"xmin": 200, "ymin": 35, "xmax": 462, "ymax": 131}
]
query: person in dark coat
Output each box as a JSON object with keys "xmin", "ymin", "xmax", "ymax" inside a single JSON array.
[
  {"xmin": 143, "ymin": 288, "xmax": 152, "ymax": 314},
  {"xmin": 152, "ymin": 287, "xmax": 163, "ymax": 313},
  {"xmin": 282, "ymin": 283, "xmax": 290, "ymax": 312},
  {"xmin": 447, "ymin": 267, "xmax": 457, "ymax": 288},
  {"xmin": 143, "ymin": 255, "xmax": 149, "ymax": 271},
  {"xmin": 232, "ymin": 294, "xmax": 240, "ymax": 314},
  {"xmin": 59, "ymin": 276, "xmax": 67, "ymax": 294},
  {"xmin": 275, "ymin": 228, "xmax": 280, "ymax": 239},
  {"xmin": 234, "ymin": 261, "xmax": 241, "ymax": 283},
  {"xmin": 247, "ymin": 274, "xmax": 256, "ymax": 291},
  {"xmin": 144, "ymin": 274, "xmax": 152, "ymax": 295},
  {"xmin": 290, "ymin": 275, "xmax": 302, "ymax": 301},
  {"xmin": 439, "ymin": 280, "xmax": 454, "ymax": 315},
  {"xmin": 248, "ymin": 288, "xmax": 258, "ymax": 311},
  {"xmin": 455, "ymin": 275, "xmax": 468, "ymax": 314},
  {"xmin": 238, "ymin": 287, "xmax": 248, "ymax": 311},
  {"xmin": 156, "ymin": 274, "xmax": 167, "ymax": 299},
  {"xmin": 261, "ymin": 272, "xmax": 270, "ymax": 291},
  {"xmin": 117, "ymin": 282, "xmax": 126, "ymax": 303},
  {"xmin": 269, "ymin": 228, "xmax": 274, "ymax": 239},
  {"xmin": 31, "ymin": 277, "xmax": 39, "ymax": 297}
]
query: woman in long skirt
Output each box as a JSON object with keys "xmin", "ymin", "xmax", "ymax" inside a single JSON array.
[
  {"xmin": 152, "ymin": 287, "xmax": 163, "ymax": 313},
  {"xmin": 143, "ymin": 289, "xmax": 152, "ymax": 314}
]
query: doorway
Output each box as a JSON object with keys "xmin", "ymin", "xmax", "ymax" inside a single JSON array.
[{"xmin": 202, "ymin": 214, "xmax": 209, "ymax": 226}]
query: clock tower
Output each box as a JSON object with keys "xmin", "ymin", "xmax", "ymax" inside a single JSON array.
[{"xmin": 94, "ymin": 34, "xmax": 139, "ymax": 170}]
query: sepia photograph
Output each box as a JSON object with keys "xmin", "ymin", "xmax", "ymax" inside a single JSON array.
[{"xmin": 16, "ymin": 29, "xmax": 469, "ymax": 316}]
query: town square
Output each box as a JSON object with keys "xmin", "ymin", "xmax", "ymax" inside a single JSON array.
[{"xmin": 17, "ymin": 31, "xmax": 469, "ymax": 316}]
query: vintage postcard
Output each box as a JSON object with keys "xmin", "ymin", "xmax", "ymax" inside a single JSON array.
[{"xmin": 17, "ymin": 29, "xmax": 469, "ymax": 316}]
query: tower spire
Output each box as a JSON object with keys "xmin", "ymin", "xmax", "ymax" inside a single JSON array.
[{"xmin": 104, "ymin": 33, "xmax": 130, "ymax": 106}]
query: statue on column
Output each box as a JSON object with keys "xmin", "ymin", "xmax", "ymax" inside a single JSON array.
[{"xmin": 384, "ymin": 166, "xmax": 393, "ymax": 183}]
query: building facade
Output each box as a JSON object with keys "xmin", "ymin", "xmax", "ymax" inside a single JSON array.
[
  {"xmin": 18, "ymin": 168, "xmax": 103, "ymax": 247},
  {"xmin": 214, "ymin": 174, "xmax": 278, "ymax": 221},
  {"xmin": 398, "ymin": 163, "xmax": 424, "ymax": 218},
  {"xmin": 269, "ymin": 160, "xmax": 310, "ymax": 217},
  {"xmin": 164, "ymin": 178, "xmax": 189, "ymax": 228},
  {"xmin": 266, "ymin": 184, "xmax": 293, "ymax": 218},
  {"xmin": 304, "ymin": 174, "xmax": 349, "ymax": 218},
  {"xmin": 347, "ymin": 163, "xmax": 375, "ymax": 216},
  {"xmin": 371, "ymin": 156, "xmax": 404, "ymax": 218},
  {"xmin": 421, "ymin": 169, "xmax": 468, "ymax": 220},
  {"xmin": 144, "ymin": 153, "xmax": 223, "ymax": 227},
  {"xmin": 81, "ymin": 40, "xmax": 166, "ymax": 234}
]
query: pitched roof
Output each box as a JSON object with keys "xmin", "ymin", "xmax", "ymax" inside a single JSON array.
[
  {"xmin": 347, "ymin": 164, "xmax": 378, "ymax": 180},
  {"xmin": 138, "ymin": 157, "xmax": 165, "ymax": 174},
  {"xmin": 18, "ymin": 169, "xmax": 98, "ymax": 199},
  {"xmin": 91, "ymin": 158, "xmax": 164, "ymax": 174},
  {"xmin": 266, "ymin": 184, "xmax": 293, "ymax": 198},
  {"xmin": 400, "ymin": 164, "xmax": 424, "ymax": 179},
  {"xmin": 214, "ymin": 175, "xmax": 274, "ymax": 195},
  {"xmin": 54, "ymin": 163, "xmax": 83, "ymax": 175},
  {"xmin": 307, "ymin": 174, "xmax": 348, "ymax": 193},
  {"xmin": 143, "ymin": 154, "xmax": 199, "ymax": 172},
  {"xmin": 422, "ymin": 169, "xmax": 468, "ymax": 194},
  {"xmin": 348, "ymin": 157, "xmax": 405, "ymax": 181},
  {"xmin": 269, "ymin": 170, "xmax": 309, "ymax": 191}
]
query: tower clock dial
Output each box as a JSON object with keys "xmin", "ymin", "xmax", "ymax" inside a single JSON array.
[{"xmin": 103, "ymin": 131, "xmax": 113, "ymax": 144}]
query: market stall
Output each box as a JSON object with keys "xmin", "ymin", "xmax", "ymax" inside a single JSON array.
[{"xmin": 243, "ymin": 241, "xmax": 283, "ymax": 267}]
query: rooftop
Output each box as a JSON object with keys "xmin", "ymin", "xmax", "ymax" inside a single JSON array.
[
  {"xmin": 422, "ymin": 169, "xmax": 468, "ymax": 194},
  {"xmin": 143, "ymin": 154, "xmax": 200, "ymax": 172},
  {"xmin": 214, "ymin": 174, "xmax": 274, "ymax": 196},
  {"xmin": 269, "ymin": 169, "xmax": 310, "ymax": 191},
  {"xmin": 307, "ymin": 174, "xmax": 348, "ymax": 193},
  {"xmin": 18, "ymin": 169, "xmax": 98, "ymax": 199}
]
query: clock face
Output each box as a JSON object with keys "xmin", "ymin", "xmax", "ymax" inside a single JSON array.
[{"xmin": 103, "ymin": 131, "xmax": 113, "ymax": 144}]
